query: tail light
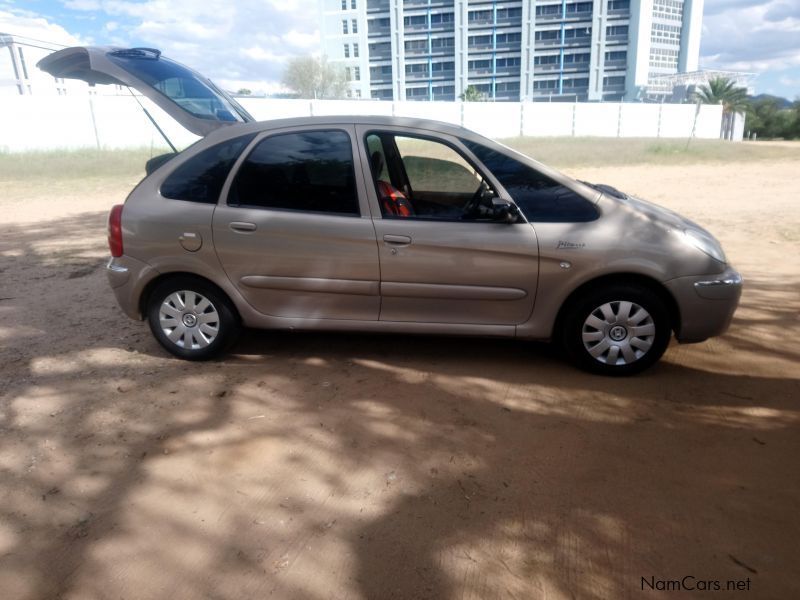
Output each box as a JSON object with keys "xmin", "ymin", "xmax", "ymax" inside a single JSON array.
[{"xmin": 108, "ymin": 204, "xmax": 124, "ymax": 258}]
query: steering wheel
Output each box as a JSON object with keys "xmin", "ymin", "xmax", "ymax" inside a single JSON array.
[{"xmin": 462, "ymin": 180, "xmax": 489, "ymax": 218}]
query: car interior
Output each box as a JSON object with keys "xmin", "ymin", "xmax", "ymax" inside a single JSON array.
[{"xmin": 365, "ymin": 132, "xmax": 499, "ymax": 221}]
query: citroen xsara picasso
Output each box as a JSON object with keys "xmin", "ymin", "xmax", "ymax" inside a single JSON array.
[{"xmin": 39, "ymin": 46, "xmax": 742, "ymax": 375}]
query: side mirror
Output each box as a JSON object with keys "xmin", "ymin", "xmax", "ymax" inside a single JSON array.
[{"xmin": 491, "ymin": 198, "xmax": 520, "ymax": 223}]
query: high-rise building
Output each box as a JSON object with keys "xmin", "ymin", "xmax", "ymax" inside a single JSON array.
[{"xmin": 318, "ymin": 0, "xmax": 704, "ymax": 101}]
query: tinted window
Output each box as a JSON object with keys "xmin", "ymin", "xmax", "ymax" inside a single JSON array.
[
  {"xmin": 462, "ymin": 140, "xmax": 599, "ymax": 222},
  {"xmin": 107, "ymin": 50, "xmax": 251, "ymax": 123},
  {"xmin": 230, "ymin": 130, "xmax": 359, "ymax": 215},
  {"xmin": 161, "ymin": 134, "xmax": 255, "ymax": 203}
]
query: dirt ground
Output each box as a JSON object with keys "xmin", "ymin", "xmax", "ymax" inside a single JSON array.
[{"xmin": 1, "ymin": 157, "xmax": 798, "ymax": 600}]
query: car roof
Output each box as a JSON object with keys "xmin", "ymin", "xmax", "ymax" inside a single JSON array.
[{"xmin": 204, "ymin": 114, "xmax": 480, "ymax": 142}]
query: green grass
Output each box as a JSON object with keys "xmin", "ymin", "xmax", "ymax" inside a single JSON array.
[
  {"xmin": 0, "ymin": 147, "xmax": 171, "ymax": 182},
  {"xmin": 498, "ymin": 137, "xmax": 800, "ymax": 168},
  {"xmin": 1, "ymin": 139, "xmax": 799, "ymax": 187}
]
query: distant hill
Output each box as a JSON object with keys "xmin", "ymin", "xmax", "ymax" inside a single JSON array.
[{"xmin": 749, "ymin": 94, "xmax": 793, "ymax": 108}]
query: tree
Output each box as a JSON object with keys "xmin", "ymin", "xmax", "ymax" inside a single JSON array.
[
  {"xmin": 459, "ymin": 85, "xmax": 485, "ymax": 102},
  {"xmin": 692, "ymin": 77, "xmax": 749, "ymax": 115},
  {"xmin": 236, "ymin": 88, "xmax": 252, "ymax": 96},
  {"xmin": 282, "ymin": 56, "xmax": 349, "ymax": 99},
  {"xmin": 692, "ymin": 77, "xmax": 749, "ymax": 140},
  {"xmin": 744, "ymin": 97, "xmax": 800, "ymax": 139}
]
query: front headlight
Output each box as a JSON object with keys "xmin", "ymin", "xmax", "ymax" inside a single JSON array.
[{"xmin": 681, "ymin": 228, "xmax": 727, "ymax": 264}]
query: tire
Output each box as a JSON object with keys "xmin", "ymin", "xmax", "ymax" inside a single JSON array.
[
  {"xmin": 146, "ymin": 276, "xmax": 241, "ymax": 361},
  {"xmin": 561, "ymin": 283, "xmax": 672, "ymax": 376}
]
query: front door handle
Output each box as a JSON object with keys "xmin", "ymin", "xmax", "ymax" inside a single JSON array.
[
  {"xmin": 383, "ymin": 234, "xmax": 412, "ymax": 246},
  {"xmin": 230, "ymin": 221, "xmax": 257, "ymax": 233}
]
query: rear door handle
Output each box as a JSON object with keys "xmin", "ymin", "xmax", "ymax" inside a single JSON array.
[
  {"xmin": 230, "ymin": 221, "xmax": 257, "ymax": 233},
  {"xmin": 383, "ymin": 234, "xmax": 412, "ymax": 246}
]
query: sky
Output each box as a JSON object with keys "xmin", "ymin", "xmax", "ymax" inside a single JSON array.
[{"xmin": 1, "ymin": 0, "xmax": 799, "ymax": 99}]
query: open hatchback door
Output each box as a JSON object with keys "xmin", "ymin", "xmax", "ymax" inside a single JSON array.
[{"xmin": 37, "ymin": 46, "xmax": 255, "ymax": 137}]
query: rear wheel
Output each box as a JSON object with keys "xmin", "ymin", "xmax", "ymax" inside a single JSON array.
[
  {"xmin": 146, "ymin": 276, "xmax": 240, "ymax": 360},
  {"xmin": 561, "ymin": 284, "xmax": 671, "ymax": 375}
]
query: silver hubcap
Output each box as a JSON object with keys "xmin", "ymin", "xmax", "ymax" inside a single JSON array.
[
  {"xmin": 159, "ymin": 290, "xmax": 220, "ymax": 350},
  {"xmin": 582, "ymin": 300, "xmax": 656, "ymax": 366}
]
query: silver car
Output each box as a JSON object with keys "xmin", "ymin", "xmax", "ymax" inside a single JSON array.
[{"xmin": 40, "ymin": 47, "xmax": 742, "ymax": 375}]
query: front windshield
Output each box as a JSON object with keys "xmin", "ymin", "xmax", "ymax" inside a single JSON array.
[
  {"xmin": 107, "ymin": 51, "xmax": 251, "ymax": 123},
  {"xmin": 462, "ymin": 139, "xmax": 599, "ymax": 223}
]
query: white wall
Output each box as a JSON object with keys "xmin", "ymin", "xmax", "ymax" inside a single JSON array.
[{"xmin": 0, "ymin": 96, "xmax": 728, "ymax": 152}]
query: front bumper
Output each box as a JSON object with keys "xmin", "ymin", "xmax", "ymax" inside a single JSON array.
[
  {"xmin": 106, "ymin": 255, "xmax": 158, "ymax": 320},
  {"xmin": 664, "ymin": 266, "xmax": 743, "ymax": 343}
]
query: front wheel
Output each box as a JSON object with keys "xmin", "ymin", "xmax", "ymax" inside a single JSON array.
[
  {"xmin": 561, "ymin": 284, "xmax": 672, "ymax": 375},
  {"xmin": 146, "ymin": 276, "xmax": 241, "ymax": 360}
]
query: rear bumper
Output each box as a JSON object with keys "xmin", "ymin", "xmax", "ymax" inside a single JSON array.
[
  {"xmin": 665, "ymin": 266, "xmax": 743, "ymax": 343},
  {"xmin": 106, "ymin": 256, "xmax": 158, "ymax": 320}
]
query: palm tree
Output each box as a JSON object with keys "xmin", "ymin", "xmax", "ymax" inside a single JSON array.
[
  {"xmin": 459, "ymin": 85, "xmax": 485, "ymax": 102},
  {"xmin": 692, "ymin": 77, "xmax": 749, "ymax": 140},
  {"xmin": 693, "ymin": 77, "xmax": 749, "ymax": 113}
]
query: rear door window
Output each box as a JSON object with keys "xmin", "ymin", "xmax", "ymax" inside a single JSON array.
[{"xmin": 229, "ymin": 130, "xmax": 360, "ymax": 216}]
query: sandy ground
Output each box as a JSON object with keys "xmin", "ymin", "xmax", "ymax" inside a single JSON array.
[{"xmin": 1, "ymin": 159, "xmax": 799, "ymax": 600}]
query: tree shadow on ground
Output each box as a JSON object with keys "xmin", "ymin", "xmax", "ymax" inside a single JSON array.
[{"xmin": 1, "ymin": 210, "xmax": 799, "ymax": 599}]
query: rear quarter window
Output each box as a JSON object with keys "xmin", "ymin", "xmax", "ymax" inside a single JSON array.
[
  {"xmin": 161, "ymin": 134, "xmax": 255, "ymax": 203},
  {"xmin": 462, "ymin": 139, "xmax": 599, "ymax": 223}
]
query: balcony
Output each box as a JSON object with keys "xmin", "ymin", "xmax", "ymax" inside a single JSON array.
[
  {"xmin": 369, "ymin": 48, "xmax": 392, "ymax": 59},
  {"xmin": 534, "ymin": 62, "xmax": 561, "ymax": 72},
  {"xmin": 368, "ymin": 28, "xmax": 390, "ymax": 38},
  {"xmin": 367, "ymin": 0, "xmax": 389, "ymax": 13}
]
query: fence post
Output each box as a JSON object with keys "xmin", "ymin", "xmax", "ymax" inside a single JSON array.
[
  {"xmin": 571, "ymin": 101, "xmax": 577, "ymax": 137},
  {"xmin": 519, "ymin": 102, "xmax": 524, "ymax": 137},
  {"xmin": 309, "ymin": 101, "xmax": 314, "ymax": 117},
  {"xmin": 617, "ymin": 101, "xmax": 623, "ymax": 138},
  {"xmin": 657, "ymin": 103, "xmax": 663, "ymax": 138}
]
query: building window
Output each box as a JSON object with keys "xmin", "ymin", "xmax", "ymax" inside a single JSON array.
[
  {"xmin": 346, "ymin": 67, "xmax": 352, "ymax": 80},
  {"xmin": 566, "ymin": 2, "xmax": 593, "ymax": 14},
  {"xmin": 352, "ymin": 19, "xmax": 358, "ymax": 33},
  {"xmin": 341, "ymin": 0, "xmax": 347, "ymax": 10},
  {"xmin": 534, "ymin": 55, "xmax": 559, "ymax": 66},
  {"xmin": 533, "ymin": 79, "xmax": 558, "ymax": 90},
  {"xmin": 354, "ymin": 66, "xmax": 361, "ymax": 81},
  {"xmin": 535, "ymin": 30, "xmax": 560, "ymax": 42},
  {"xmin": 342, "ymin": 19, "xmax": 348, "ymax": 34},
  {"xmin": 430, "ymin": 13, "xmax": 454, "ymax": 25},
  {"xmin": 562, "ymin": 77, "xmax": 589, "ymax": 89},
  {"xmin": 564, "ymin": 53, "xmax": 590, "ymax": 64},
  {"xmin": 603, "ymin": 75, "xmax": 626, "ymax": 87},
  {"xmin": 344, "ymin": 44, "xmax": 350, "ymax": 58},
  {"xmin": 468, "ymin": 34, "xmax": 492, "ymax": 47},
  {"xmin": 564, "ymin": 27, "xmax": 592, "ymax": 39},
  {"xmin": 606, "ymin": 25, "xmax": 629, "ymax": 37},
  {"xmin": 536, "ymin": 4, "xmax": 561, "ymax": 16},
  {"xmin": 353, "ymin": 43, "xmax": 359, "ymax": 57},
  {"xmin": 430, "ymin": 37, "xmax": 454, "ymax": 50},
  {"xmin": 605, "ymin": 50, "xmax": 627, "ymax": 61},
  {"xmin": 351, "ymin": 0, "xmax": 356, "ymax": 8}
]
